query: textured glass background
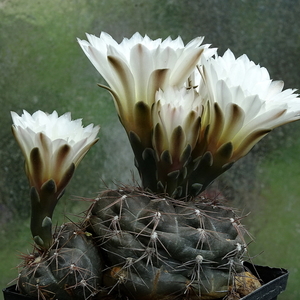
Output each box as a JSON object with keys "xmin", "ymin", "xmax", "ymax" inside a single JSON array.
[{"xmin": 1, "ymin": 1, "xmax": 300, "ymax": 299}]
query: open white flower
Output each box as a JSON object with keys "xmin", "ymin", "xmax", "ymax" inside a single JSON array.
[
  {"xmin": 196, "ymin": 49, "xmax": 300, "ymax": 162},
  {"xmin": 11, "ymin": 110, "xmax": 100, "ymax": 194},
  {"xmin": 11, "ymin": 110, "xmax": 100, "ymax": 248},
  {"xmin": 78, "ymin": 32, "xmax": 213, "ymax": 147}
]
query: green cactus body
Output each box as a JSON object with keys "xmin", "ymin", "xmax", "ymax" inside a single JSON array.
[
  {"xmin": 18, "ymin": 223, "xmax": 103, "ymax": 300},
  {"xmin": 86, "ymin": 188, "xmax": 247, "ymax": 299}
]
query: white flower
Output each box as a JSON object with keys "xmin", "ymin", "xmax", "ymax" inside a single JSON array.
[
  {"xmin": 196, "ymin": 49, "xmax": 300, "ymax": 161},
  {"xmin": 78, "ymin": 32, "xmax": 213, "ymax": 146},
  {"xmin": 147, "ymin": 87, "xmax": 205, "ymax": 197},
  {"xmin": 11, "ymin": 110, "xmax": 100, "ymax": 195},
  {"xmin": 152, "ymin": 87, "xmax": 203, "ymax": 162}
]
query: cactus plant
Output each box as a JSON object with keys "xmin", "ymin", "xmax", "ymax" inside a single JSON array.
[
  {"xmin": 10, "ymin": 32, "xmax": 300, "ymax": 300},
  {"xmin": 85, "ymin": 188, "xmax": 249, "ymax": 299},
  {"xmin": 18, "ymin": 222, "xmax": 103, "ymax": 300},
  {"xmin": 10, "ymin": 110, "xmax": 102, "ymax": 299}
]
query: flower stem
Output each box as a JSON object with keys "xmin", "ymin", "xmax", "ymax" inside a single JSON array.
[{"xmin": 30, "ymin": 180, "xmax": 59, "ymax": 250}]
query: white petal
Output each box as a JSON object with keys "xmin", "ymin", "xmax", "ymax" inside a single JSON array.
[
  {"xmin": 130, "ymin": 43, "xmax": 154, "ymax": 102},
  {"xmin": 11, "ymin": 110, "xmax": 100, "ymax": 193}
]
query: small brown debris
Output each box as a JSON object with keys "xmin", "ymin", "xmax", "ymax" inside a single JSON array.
[{"xmin": 227, "ymin": 271, "xmax": 262, "ymax": 299}]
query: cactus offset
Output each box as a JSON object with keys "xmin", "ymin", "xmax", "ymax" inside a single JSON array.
[
  {"xmin": 18, "ymin": 223, "xmax": 103, "ymax": 300},
  {"xmin": 84, "ymin": 188, "xmax": 248, "ymax": 299}
]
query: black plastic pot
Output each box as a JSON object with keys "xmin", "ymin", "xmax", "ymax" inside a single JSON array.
[
  {"xmin": 241, "ymin": 262, "xmax": 289, "ymax": 300},
  {"xmin": 2, "ymin": 263, "xmax": 289, "ymax": 300},
  {"xmin": 2, "ymin": 286, "xmax": 31, "ymax": 300}
]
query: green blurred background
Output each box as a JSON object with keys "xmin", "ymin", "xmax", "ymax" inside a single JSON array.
[{"xmin": 1, "ymin": 0, "xmax": 300, "ymax": 299}]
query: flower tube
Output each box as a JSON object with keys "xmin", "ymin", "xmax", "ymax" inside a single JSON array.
[{"xmin": 11, "ymin": 110, "xmax": 100, "ymax": 248}]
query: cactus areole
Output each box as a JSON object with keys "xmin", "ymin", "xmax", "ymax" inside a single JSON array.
[{"xmin": 9, "ymin": 32, "xmax": 300, "ymax": 299}]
